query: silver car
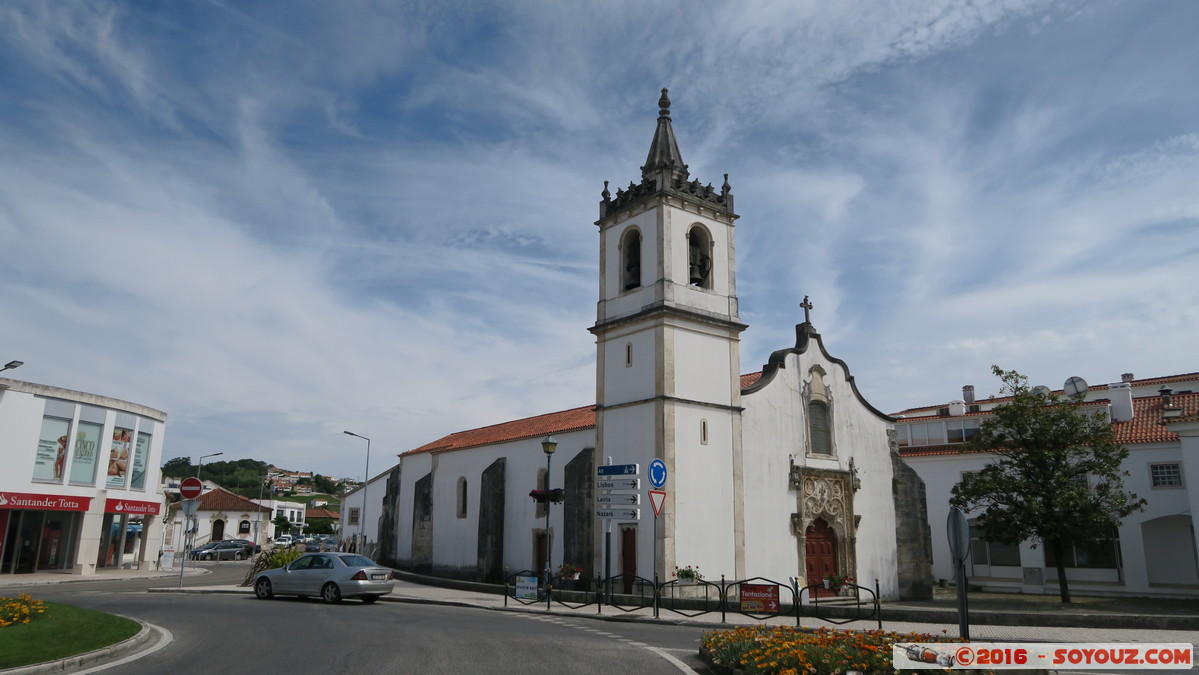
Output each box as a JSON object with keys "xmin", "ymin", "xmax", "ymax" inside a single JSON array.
[{"xmin": 253, "ymin": 552, "xmax": 394, "ymax": 604}]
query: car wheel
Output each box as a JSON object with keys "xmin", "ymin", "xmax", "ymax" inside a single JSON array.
[
  {"xmin": 235, "ymin": 552, "xmax": 245, "ymax": 561},
  {"xmin": 321, "ymin": 582, "xmax": 342, "ymax": 604},
  {"xmin": 361, "ymin": 595, "xmax": 379, "ymax": 604},
  {"xmin": 254, "ymin": 578, "xmax": 274, "ymax": 600}
]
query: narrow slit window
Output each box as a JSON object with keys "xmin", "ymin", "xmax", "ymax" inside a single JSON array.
[
  {"xmin": 625, "ymin": 343, "xmax": 633, "ymax": 367},
  {"xmin": 700, "ymin": 419, "xmax": 709, "ymax": 445}
]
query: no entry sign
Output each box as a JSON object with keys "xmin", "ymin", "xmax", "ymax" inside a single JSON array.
[{"xmin": 179, "ymin": 477, "xmax": 203, "ymax": 499}]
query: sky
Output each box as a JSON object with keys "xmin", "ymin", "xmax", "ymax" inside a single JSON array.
[{"xmin": 2, "ymin": 1, "xmax": 1197, "ymax": 481}]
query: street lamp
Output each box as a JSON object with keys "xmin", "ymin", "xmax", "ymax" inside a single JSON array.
[
  {"xmin": 344, "ymin": 431, "xmax": 371, "ymax": 554},
  {"xmin": 196, "ymin": 452, "xmax": 223, "ymax": 480},
  {"xmin": 0, "ymin": 360, "xmax": 23, "ymax": 373},
  {"xmin": 541, "ymin": 435, "xmax": 557, "ymax": 603}
]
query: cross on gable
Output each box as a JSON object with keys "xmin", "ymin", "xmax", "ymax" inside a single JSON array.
[{"xmin": 800, "ymin": 296, "xmax": 813, "ymax": 324}]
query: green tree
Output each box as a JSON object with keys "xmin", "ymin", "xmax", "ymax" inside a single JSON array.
[
  {"xmin": 161, "ymin": 457, "xmax": 194, "ymax": 477},
  {"xmin": 949, "ymin": 366, "xmax": 1145, "ymax": 603},
  {"xmin": 314, "ymin": 474, "xmax": 338, "ymax": 494},
  {"xmin": 271, "ymin": 515, "xmax": 292, "ymax": 537}
]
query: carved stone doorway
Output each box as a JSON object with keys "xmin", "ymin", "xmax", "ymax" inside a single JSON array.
[{"xmin": 805, "ymin": 518, "xmax": 837, "ymax": 595}]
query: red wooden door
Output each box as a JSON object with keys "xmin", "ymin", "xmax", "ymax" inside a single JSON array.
[
  {"xmin": 620, "ymin": 527, "xmax": 637, "ymax": 593},
  {"xmin": 805, "ymin": 519, "xmax": 837, "ymax": 593}
]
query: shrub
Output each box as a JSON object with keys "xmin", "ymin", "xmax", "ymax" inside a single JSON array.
[
  {"xmin": 0, "ymin": 593, "xmax": 48, "ymax": 628},
  {"xmin": 241, "ymin": 546, "xmax": 305, "ymax": 586}
]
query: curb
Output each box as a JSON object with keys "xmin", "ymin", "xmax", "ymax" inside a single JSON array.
[{"xmin": 3, "ymin": 619, "xmax": 166, "ymax": 675}]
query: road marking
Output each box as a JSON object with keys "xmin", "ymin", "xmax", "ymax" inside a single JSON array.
[
  {"xmin": 645, "ymin": 646, "xmax": 697, "ymax": 673},
  {"xmin": 75, "ymin": 622, "xmax": 173, "ymax": 673}
]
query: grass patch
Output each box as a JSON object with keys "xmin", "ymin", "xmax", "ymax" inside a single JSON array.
[
  {"xmin": 701, "ymin": 625, "xmax": 979, "ymax": 675},
  {"xmin": 0, "ymin": 601, "xmax": 140, "ymax": 670}
]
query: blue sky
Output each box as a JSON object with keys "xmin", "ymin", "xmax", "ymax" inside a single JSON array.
[{"xmin": 3, "ymin": 1, "xmax": 1197, "ymax": 480}]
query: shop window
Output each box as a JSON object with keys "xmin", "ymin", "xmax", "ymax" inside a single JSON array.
[
  {"xmin": 106, "ymin": 427, "xmax": 133, "ymax": 488},
  {"xmin": 1043, "ymin": 531, "xmax": 1120, "ymax": 569},
  {"xmin": 71, "ymin": 408, "xmax": 105, "ymax": 485},
  {"xmin": 33, "ymin": 415, "xmax": 71, "ymax": 483},
  {"xmin": 130, "ymin": 431, "xmax": 151, "ymax": 489},
  {"xmin": 969, "ymin": 521, "xmax": 1021, "ymax": 567}
]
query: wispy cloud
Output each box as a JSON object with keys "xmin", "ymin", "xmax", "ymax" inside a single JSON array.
[{"xmin": 2, "ymin": 0, "xmax": 1196, "ymax": 477}]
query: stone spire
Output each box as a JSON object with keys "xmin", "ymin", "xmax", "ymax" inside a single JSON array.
[{"xmin": 641, "ymin": 88, "xmax": 689, "ymax": 186}]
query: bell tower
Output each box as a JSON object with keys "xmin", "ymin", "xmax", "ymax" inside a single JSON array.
[{"xmin": 591, "ymin": 89, "xmax": 747, "ymax": 581}]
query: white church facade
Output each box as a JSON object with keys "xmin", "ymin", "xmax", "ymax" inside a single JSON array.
[{"xmin": 358, "ymin": 90, "xmax": 933, "ymax": 600}]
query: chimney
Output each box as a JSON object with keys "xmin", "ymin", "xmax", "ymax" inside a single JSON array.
[
  {"xmin": 1160, "ymin": 386, "xmax": 1174, "ymax": 407},
  {"xmin": 1121, "ymin": 373, "xmax": 1135, "ymax": 383},
  {"xmin": 963, "ymin": 385, "xmax": 975, "ymax": 405},
  {"xmin": 1108, "ymin": 382, "xmax": 1134, "ymax": 422}
]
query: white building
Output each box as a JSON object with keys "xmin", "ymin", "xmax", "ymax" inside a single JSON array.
[
  {"xmin": 350, "ymin": 90, "xmax": 933, "ymax": 599},
  {"xmin": 897, "ymin": 372, "xmax": 1199, "ymax": 598},
  {"xmin": 0, "ymin": 376, "xmax": 167, "ymax": 575}
]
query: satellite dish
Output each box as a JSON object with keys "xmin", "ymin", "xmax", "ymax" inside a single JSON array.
[
  {"xmin": 1032, "ymin": 385, "xmax": 1052, "ymax": 397},
  {"xmin": 1063, "ymin": 376, "xmax": 1089, "ymax": 397}
]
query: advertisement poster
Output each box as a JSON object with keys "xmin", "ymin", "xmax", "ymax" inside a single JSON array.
[
  {"xmin": 69, "ymin": 421, "xmax": 102, "ymax": 484},
  {"xmin": 130, "ymin": 432, "xmax": 151, "ymax": 489},
  {"xmin": 107, "ymin": 428, "xmax": 132, "ymax": 488},
  {"xmin": 33, "ymin": 417, "xmax": 70, "ymax": 482}
]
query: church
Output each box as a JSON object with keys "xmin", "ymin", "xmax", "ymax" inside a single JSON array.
[{"xmin": 359, "ymin": 90, "xmax": 933, "ymax": 600}]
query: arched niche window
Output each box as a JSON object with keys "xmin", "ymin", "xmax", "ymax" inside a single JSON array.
[
  {"xmin": 456, "ymin": 477, "xmax": 468, "ymax": 518},
  {"xmin": 622, "ymin": 229, "xmax": 642, "ymax": 291},
  {"xmin": 806, "ymin": 367, "xmax": 835, "ymax": 456},
  {"xmin": 239, "ymin": 519, "xmax": 251, "ymax": 534},
  {"xmin": 809, "ymin": 401, "xmax": 832, "ymax": 455},
  {"xmin": 686, "ymin": 226, "xmax": 712, "ymax": 288}
]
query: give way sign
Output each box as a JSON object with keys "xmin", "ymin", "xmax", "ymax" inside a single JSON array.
[{"xmin": 648, "ymin": 490, "xmax": 666, "ymax": 517}]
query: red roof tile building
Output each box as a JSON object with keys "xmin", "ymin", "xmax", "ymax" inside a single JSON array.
[
  {"xmin": 897, "ymin": 372, "xmax": 1199, "ymax": 598},
  {"xmin": 351, "ymin": 91, "xmax": 932, "ymax": 600}
]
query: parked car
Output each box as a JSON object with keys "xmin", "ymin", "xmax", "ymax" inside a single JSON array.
[
  {"xmin": 253, "ymin": 552, "xmax": 394, "ymax": 603},
  {"xmin": 191, "ymin": 541, "xmax": 249, "ymax": 561},
  {"xmin": 228, "ymin": 539, "xmax": 260, "ymax": 556},
  {"xmin": 274, "ymin": 535, "xmax": 293, "ymax": 548}
]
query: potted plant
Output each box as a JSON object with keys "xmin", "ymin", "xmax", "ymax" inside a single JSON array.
[
  {"xmin": 823, "ymin": 572, "xmax": 855, "ymax": 593},
  {"xmin": 557, "ymin": 562, "xmax": 583, "ymax": 580},
  {"xmin": 675, "ymin": 565, "xmax": 703, "ymax": 584},
  {"xmin": 528, "ymin": 488, "xmax": 566, "ymax": 504}
]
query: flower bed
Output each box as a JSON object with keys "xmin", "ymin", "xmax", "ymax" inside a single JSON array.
[
  {"xmin": 700, "ymin": 625, "xmax": 977, "ymax": 675},
  {"xmin": 0, "ymin": 593, "xmax": 47, "ymax": 628}
]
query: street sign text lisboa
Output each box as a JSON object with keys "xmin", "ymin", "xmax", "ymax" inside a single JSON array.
[{"xmin": 596, "ymin": 463, "xmax": 640, "ymax": 521}]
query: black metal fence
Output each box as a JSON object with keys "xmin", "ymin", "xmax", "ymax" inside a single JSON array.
[{"xmin": 502, "ymin": 570, "xmax": 881, "ymax": 628}]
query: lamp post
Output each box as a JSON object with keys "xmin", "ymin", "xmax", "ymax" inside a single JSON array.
[
  {"xmin": 196, "ymin": 452, "xmax": 223, "ymax": 480},
  {"xmin": 0, "ymin": 360, "xmax": 23, "ymax": 373},
  {"xmin": 344, "ymin": 431, "xmax": 371, "ymax": 554},
  {"xmin": 541, "ymin": 435, "xmax": 557, "ymax": 605}
]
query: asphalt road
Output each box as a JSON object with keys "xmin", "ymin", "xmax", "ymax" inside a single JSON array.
[{"xmin": 20, "ymin": 562, "xmax": 715, "ymax": 674}]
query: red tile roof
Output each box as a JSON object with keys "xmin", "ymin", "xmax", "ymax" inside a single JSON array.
[
  {"xmin": 169, "ymin": 487, "xmax": 271, "ymax": 513},
  {"xmin": 893, "ymin": 372, "xmax": 1199, "ymax": 417},
  {"xmin": 403, "ymin": 405, "xmax": 597, "ymax": 457},
  {"xmin": 741, "ymin": 372, "xmax": 762, "ymax": 389},
  {"xmin": 899, "ymin": 392, "xmax": 1199, "ymax": 457},
  {"xmin": 306, "ymin": 508, "xmax": 340, "ymax": 520}
]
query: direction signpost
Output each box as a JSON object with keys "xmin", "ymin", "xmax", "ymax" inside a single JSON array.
[
  {"xmin": 596, "ymin": 478, "xmax": 639, "ymax": 490},
  {"xmin": 596, "ymin": 493, "xmax": 639, "ymax": 505},
  {"xmin": 597, "ymin": 461, "xmax": 643, "ymax": 598}
]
